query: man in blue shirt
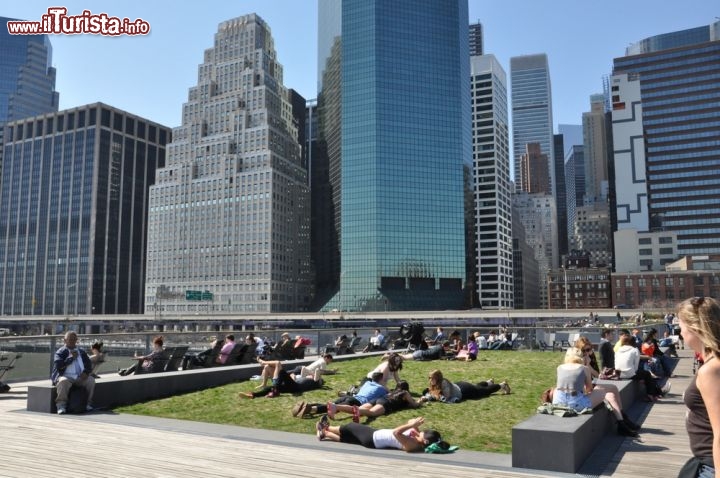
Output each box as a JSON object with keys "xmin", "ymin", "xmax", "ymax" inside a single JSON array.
[{"xmin": 294, "ymin": 372, "xmax": 388, "ymax": 418}]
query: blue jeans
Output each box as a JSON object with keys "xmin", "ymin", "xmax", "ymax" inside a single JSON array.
[{"xmin": 698, "ymin": 464, "xmax": 715, "ymax": 478}]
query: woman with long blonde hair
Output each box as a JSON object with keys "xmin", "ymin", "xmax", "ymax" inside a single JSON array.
[
  {"xmin": 552, "ymin": 347, "xmax": 638, "ymax": 436},
  {"xmin": 677, "ymin": 297, "xmax": 720, "ymax": 477}
]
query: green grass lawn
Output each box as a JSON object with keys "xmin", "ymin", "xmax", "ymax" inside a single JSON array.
[{"xmin": 115, "ymin": 350, "xmax": 562, "ymax": 453}]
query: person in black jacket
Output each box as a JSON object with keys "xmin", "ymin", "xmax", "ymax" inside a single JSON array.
[{"xmin": 599, "ymin": 328, "xmax": 615, "ymax": 370}]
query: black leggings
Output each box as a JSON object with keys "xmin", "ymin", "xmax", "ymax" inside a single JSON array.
[
  {"xmin": 339, "ymin": 423, "xmax": 377, "ymax": 448},
  {"xmin": 456, "ymin": 381, "xmax": 501, "ymax": 400},
  {"xmin": 633, "ymin": 370, "xmax": 662, "ymax": 396}
]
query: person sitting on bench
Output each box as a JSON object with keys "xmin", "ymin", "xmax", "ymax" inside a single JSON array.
[
  {"xmin": 118, "ymin": 335, "xmax": 165, "ymax": 376},
  {"xmin": 51, "ymin": 331, "xmax": 95, "ymax": 415}
]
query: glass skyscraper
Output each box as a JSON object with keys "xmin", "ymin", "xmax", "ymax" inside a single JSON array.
[
  {"xmin": 0, "ymin": 17, "xmax": 59, "ymax": 180},
  {"xmin": 510, "ymin": 54, "xmax": 555, "ymax": 195},
  {"xmin": 145, "ymin": 14, "xmax": 312, "ymax": 314},
  {"xmin": 612, "ymin": 21, "xmax": 720, "ymax": 256},
  {"xmin": 317, "ymin": 0, "xmax": 470, "ymax": 311},
  {"xmin": 0, "ymin": 18, "xmax": 58, "ymax": 123},
  {"xmin": 0, "ymin": 104, "xmax": 169, "ymax": 315}
]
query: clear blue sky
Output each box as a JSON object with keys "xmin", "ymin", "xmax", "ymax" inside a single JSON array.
[{"xmin": 4, "ymin": 1, "xmax": 719, "ymax": 130}]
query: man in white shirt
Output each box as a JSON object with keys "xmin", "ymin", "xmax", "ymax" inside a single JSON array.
[{"xmin": 295, "ymin": 354, "xmax": 336, "ymax": 380}]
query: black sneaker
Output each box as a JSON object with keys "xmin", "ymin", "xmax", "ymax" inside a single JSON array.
[{"xmin": 617, "ymin": 420, "xmax": 638, "ymax": 437}]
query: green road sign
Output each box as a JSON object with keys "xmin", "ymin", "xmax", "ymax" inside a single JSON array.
[
  {"xmin": 201, "ymin": 290, "xmax": 214, "ymax": 301},
  {"xmin": 185, "ymin": 290, "xmax": 202, "ymax": 301}
]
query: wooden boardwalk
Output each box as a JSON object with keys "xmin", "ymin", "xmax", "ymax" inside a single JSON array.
[{"xmin": 0, "ymin": 349, "xmax": 695, "ymax": 478}]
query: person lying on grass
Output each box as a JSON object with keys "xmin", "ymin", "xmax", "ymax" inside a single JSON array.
[
  {"xmin": 294, "ymin": 380, "xmax": 420, "ymax": 422},
  {"xmin": 292, "ymin": 371, "xmax": 387, "ymax": 417},
  {"xmin": 418, "ymin": 369, "xmax": 510, "ymax": 403},
  {"xmin": 316, "ymin": 416, "xmax": 454, "ymax": 453},
  {"xmin": 238, "ymin": 359, "xmax": 322, "ymax": 399}
]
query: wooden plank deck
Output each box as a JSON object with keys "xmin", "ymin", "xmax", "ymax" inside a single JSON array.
[{"xmin": 0, "ymin": 348, "xmax": 695, "ymax": 478}]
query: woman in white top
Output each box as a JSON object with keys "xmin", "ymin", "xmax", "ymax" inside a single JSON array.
[
  {"xmin": 317, "ymin": 416, "xmax": 450, "ymax": 453},
  {"xmin": 366, "ymin": 353, "xmax": 403, "ymax": 387},
  {"xmin": 615, "ymin": 335, "xmax": 667, "ymax": 400}
]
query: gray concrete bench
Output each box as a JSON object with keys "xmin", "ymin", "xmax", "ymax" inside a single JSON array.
[
  {"xmin": 511, "ymin": 378, "xmax": 643, "ymax": 473},
  {"xmin": 26, "ymin": 351, "xmax": 377, "ymax": 413}
]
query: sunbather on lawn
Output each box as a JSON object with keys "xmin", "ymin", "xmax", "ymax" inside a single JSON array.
[
  {"xmin": 239, "ymin": 359, "xmax": 321, "ymax": 398},
  {"xmin": 316, "ymin": 416, "xmax": 454, "ymax": 453},
  {"xmin": 418, "ymin": 369, "xmax": 510, "ymax": 403},
  {"xmin": 291, "ymin": 372, "xmax": 388, "ymax": 417},
  {"xmin": 328, "ymin": 380, "xmax": 421, "ymax": 422}
]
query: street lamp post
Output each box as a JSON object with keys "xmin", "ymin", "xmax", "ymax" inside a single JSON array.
[
  {"xmin": 563, "ymin": 267, "xmax": 568, "ymax": 310},
  {"xmin": 64, "ymin": 282, "xmax": 77, "ymax": 318}
]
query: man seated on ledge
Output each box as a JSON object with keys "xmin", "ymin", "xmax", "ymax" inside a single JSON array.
[{"xmin": 51, "ymin": 331, "xmax": 95, "ymax": 415}]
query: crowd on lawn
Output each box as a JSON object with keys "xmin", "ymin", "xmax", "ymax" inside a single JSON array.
[{"xmin": 48, "ymin": 298, "xmax": 720, "ymax": 466}]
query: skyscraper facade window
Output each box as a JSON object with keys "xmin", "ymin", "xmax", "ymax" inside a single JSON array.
[
  {"xmin": 0, "ymin": 104, "xmax": 169, "ymax": 315},
  {"xmin": 144, "ymin": 14, "xmax": 312, "ymax": 313},
  {"xmin": 470, "ymin": 54, "xmax": 513, "ymax": 310},
  {"xmin": 612, "ymin": 21, "xmax": 720, "ymax": 256},
  {"xmin": 317, "ymin": 0, "xmax": 471, "ymax": 311}
]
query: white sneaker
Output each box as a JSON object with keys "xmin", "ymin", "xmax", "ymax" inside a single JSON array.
[
  {"xmin": 57, "ymin": 406, "xmax": 66, "ymax": 415},
  {"xmin": 500, "ymin": 382, "xmax": 511, "ymax": 395},
  {"xmin": 661, "ymin": 382, "xmax": 672, "ymax": 396},
  {"xmin": 85, "ymin": 405, "xmax": 94, "ymax": 412}
]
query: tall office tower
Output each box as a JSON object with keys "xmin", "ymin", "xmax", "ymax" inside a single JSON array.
[
  {"xmin": 0, "ymin": 104, "xmax": 169, "ymax": 315},
  {"xmin": 316, "ymin": 0, "xmax": 471, "ymax": 311},
  {"xmin": 612, "ymin": 21, "xmax": 720, "ymax": 256},
  {"xmin": 144, "ymin": 14, "xmax": 312, "ymax": 314},
  {"xmin": 553, "ymin": 134, "xmax": 568, "ymax": 258},
  {"xmin": 564, "ymin": 145, "xmax": 585, "ymax": 249},
  {"xmin": 510, "ymin": 54, "xmax": 555, "ymax": 196},
  {"xmin": 470, "ymin": 54, "xmax": 513, "ymax": 309},
  {"xmin": 520, "ymin": 143, "xmax": 550, "ymax": 193},
  {"xmin": 469, "ymin": 21, "xmax": 484, "ymax": 56},
  {"xmin": 512, "ymin": 192, "xmax": 557, "ymax": 308},
  {"xmin": 511, "ymin": 208, "xmax": 540, "ymax": 309},
  {"xmin": 582, "ymin": 94, "xmax": 610, "ymax": 203},
  {"xmin": 611, "ymin": 74, "xmax": 648, "ymax": 233},
  {"xmin": 0, "ymin": 18, "xmax": 59, "ymax": 176},
  {"xmin": 0, "ymin": 19, "xmax": 58, "ymax": 123}
]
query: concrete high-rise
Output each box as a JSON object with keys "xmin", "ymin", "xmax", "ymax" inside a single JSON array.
[
  {"xmin": 510, "ymin": 54, "xmax": 555, "ymax": 196},
  {"xmin": 582, "ymin": 94, "xmax": 610, "ymax": 203},
  {"xmin": 512, "ymin": 192, "xmax": 557, "ymax": 308},
  {"xmin": 317, "ymin": 0, "xmax": 470, "ymax": 311},
  {"xmin": 612, "ymin": 20, "xmax": 720, "ymax": 256},
  {"xmin": 0, "ymin": 104, "xmax": 169, "ymax": 315},
  {"xmin": 564, "ymin": 144, "xmax": 585, "ymax": 249},
  {"xmin": 520, "ymin": 143, "xmax": 550, "ymax": 194},
  {"xmin": 144, "ymin": 14, "xmax": 312, "ymax": 313},
  {"xmin": 470, "ymin": 54, "xmax": 513, "ymax": 310}
]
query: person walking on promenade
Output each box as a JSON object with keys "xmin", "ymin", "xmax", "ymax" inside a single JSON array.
[{"xmin": 677, "ymin": 297, "xmax": 720, "ymax": 477}]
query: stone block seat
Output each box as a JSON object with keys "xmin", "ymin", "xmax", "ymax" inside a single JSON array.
[{"xmin": 511, "ymin": 378, "xmax": 643, "ymax": 474}]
